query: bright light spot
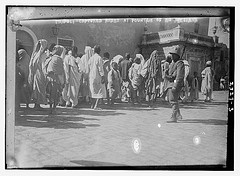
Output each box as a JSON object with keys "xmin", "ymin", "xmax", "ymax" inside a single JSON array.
[
  {"xmin": 192, "ymin": 39, "xmax": 198, "ymax": 44},
  {"xmin": 158, "ymin": 124, "xmax": 161, "ymax": 128},
  {"xmin": 193, "ymin": 136, "xmax": 201, "ymax": 145},
  {"xmin": 132, "ymin": 138, "xmax": 141, "ymax": 154}
]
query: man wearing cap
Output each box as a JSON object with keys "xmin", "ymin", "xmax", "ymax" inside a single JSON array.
[{"xmin": 165, "ymin": 46, "xmax": 185, "ymax": 123}]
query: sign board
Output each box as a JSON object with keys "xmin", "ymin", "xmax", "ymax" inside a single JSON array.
[
  {"xmin": 158, "ymin": 28, "xmax": 180, "ymax": 43},
  {"xmin": 57, "ymin": 37, "xmax": 74, "ymax": 50}
]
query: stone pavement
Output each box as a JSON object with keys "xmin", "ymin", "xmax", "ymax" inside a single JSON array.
[{"xmin": 13, "ymin": 91, "xmax": 229, "ymax": 168}]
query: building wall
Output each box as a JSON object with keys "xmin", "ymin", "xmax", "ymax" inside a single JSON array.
[
  {"xmin": 184, "ymin": 44, "xmax": 213, "ymax": 76},
  {"xmin": 16, "ymin": 30, "xmax": 34, "ymax": 56},
  {"xmin": 208, "ymin": 17, "xmax": 229, "ymax": 47},
  {"xmin": 141, "ymin": 42, "xmax": 213, "ymax": 77},
  {"xmin": 146, "ymin": 18, "xmax": 210, "ymax": 36},
  {"xmin": 21, "ymin": 17, "xmax": 210, "ymax": 59},
  {"xmin": 213, "ymin": 45, "xmax": 229, "ymax": 84},
  {"xmin": 24, "ymin": 21, "xmax": 145, "ymax": 59}
]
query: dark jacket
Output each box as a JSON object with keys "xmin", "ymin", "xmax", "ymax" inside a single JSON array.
[
  {"xmin": 165, "ymin": 60, "xmax": 185, "ymax": 90},
  {"xmin": 119, "ymin": 59, "xmax": 131, "ymax": 81}
]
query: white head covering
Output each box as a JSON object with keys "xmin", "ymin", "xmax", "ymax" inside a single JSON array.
[
  {"xmin": 135, "ymin": 54, "xmax": 145, "ymax": 67},
  {"xmin": 84, "ymin": 46, "xmax": 94, "ymax": 60},
  {"xmin": 43, "ymin": 45, "xmax": 66, "ymax": 76},
  {"xmin": 67, "ymin": 50, "xmax": 72, "ymax": 56},
  {"xmin": 31, "ymin": 39, "xmax": 48, "ymax": 65},
  {"xmin": 78, "ymin": 46, "xmax": 93, "ymax": 73},
  {"xmin": 183, "ymin": 60, "xmax": 190, "ymax": 67},
  {"xmin": 206, "ymin": 61, "xmax": 212, "ymax": 66},
  {"xmin": 29, "ymin": 39, "xmax": 48, "ymax": 85},
  {"xmin": 111, "ymin": 55, "xmax": 123, "ymax": 65},
  {"xmin": 52, "ymin": 45, "xmax": 66, "ymax": 60}
]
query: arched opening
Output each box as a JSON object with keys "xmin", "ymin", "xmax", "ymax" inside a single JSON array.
[{"xmin": 16, "ymin": 26, "xmax": 37, "ymax": 57}]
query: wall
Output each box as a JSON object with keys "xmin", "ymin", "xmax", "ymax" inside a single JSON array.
[
  {"xmin": 22, "ymin": 17, "xmax": 210, "ymax": 59},
  {"xmin": 208, "ymin": 17, "xmax": 229, "ymax": 47},
  {"xmin": 141, "ymin": 41, "xmax": 213, "ymax": 77},
  {"xmin": 146, "ymin": 17, "xmax": 210, "ymax": 36},
  {"xmin": 24, "ymin": 21, "xmax": 145, "ymax": 59},
  {"xmin": 16, "ymin": 30, "xmax": 34, "ymax": 56}
]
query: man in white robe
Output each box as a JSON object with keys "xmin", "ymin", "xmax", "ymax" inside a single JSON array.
[
  {"xmin": 76, "ymin": 46, "xmax": 93, "ymax": 101},
  {"xmin": 62, "ymin": 46, "xmax": 81, "ymax": 107},
  {"xmin": 88, "ymin": 45, "xmax": 107, "ymax": 110}
]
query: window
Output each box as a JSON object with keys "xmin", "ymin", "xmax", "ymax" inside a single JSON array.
[{"xmin": 57, "ymin": 37, "xmax": 74, "ymax": 50}]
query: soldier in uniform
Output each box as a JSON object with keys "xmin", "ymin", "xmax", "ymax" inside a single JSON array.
[{"xmin": 165, "ymin": 46, "xmax": 185, "ymax": 123}]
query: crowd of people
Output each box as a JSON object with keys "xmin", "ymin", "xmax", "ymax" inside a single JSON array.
[{"xmin": 16, "ymin": 39, "xmax": 219, "ymax": 122}]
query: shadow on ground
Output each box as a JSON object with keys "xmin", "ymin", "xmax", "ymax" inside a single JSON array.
[
  {"xmin": 16, "ymin": 98, "xmax": 228, "ymax": 129},
  {"xmin": 178, "ymin": 101, "xmax": 228, "ymax": 110},
  {"xmin": 179, "ymin": 119, "xmax": 227, "ymax": 125},
  {"xmin": 18, "ymin": 107, "xmax": 125, "ymax": 117},
  {"xmin": 16, "ymin": 108, "xmax": 103, "ymax": 129},
  {"xmin": 15, "ymin": 116, "xmax": 101, "ymax": 129},
  {"xmin": 101, "ymin": 100, "xmax": 228, "ymax": 110},
  {"xmin": 70, "ymin": 160, "xmax": 128, "ymax": 166},
  {"xmin": 16, "ymin": 105, "xmax": 127, "ymax": 129}
]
